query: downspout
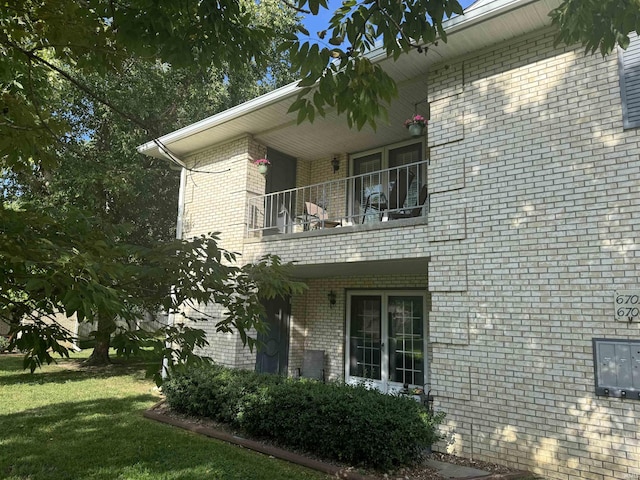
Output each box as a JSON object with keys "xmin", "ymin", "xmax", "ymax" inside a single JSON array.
[
  {"xmin": 175, "ymin": 167, "xmax": 187, "ymax": 241},
  {"xmin": 161, "ymin": 155, "xmax": 187, "ymax": 380}
]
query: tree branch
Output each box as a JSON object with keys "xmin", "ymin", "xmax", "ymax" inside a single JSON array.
[
  {"xmin": 374, "ymin": 0, "xmax": 421, "ymax": 50},
  {"xmin": 280, "ymin": 0, "xmax": 311, "ymax": 14},
  {"xmin": 2, "ymin": 38, "xmax": 152, "ymax": 134},
  {"xmin": 25, "ymin": 56, "xmax": 65, "ymax": 145}
]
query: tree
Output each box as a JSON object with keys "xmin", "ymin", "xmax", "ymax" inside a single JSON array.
[
  {"xmin": 2, "ymin": 204, "xmax": 305, "ymax": 381},
  {"xmin": 1, "ymin": 0, "xmax": 302, "ymax": 370},
  {"xmin": 10, "ymin": 0, "xmax": 300, "ymax": 247},
  {"xmin": 1, "ymin": 0, "xmax": 636, "ymax": 375},
  {"xmin": 550, "ymin": 0, "xmax": 640, "ymax": 55}
]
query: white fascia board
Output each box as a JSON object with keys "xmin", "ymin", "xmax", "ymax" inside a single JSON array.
[
  {"xmin": 444, "ymin": 0, "xmax": 542, "ymax": 31},
  {"xmin": 136, "ymin": 80, "xmax": 302, "ymax": 155},
  {"xmin": 137, "ymin": 0, "xmax": 535, "ymax": 157}
]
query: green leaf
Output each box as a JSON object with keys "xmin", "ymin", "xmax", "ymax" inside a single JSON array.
[{"xmin": 297, "ymin": 25, "xmax": 310, "ymax": 37}]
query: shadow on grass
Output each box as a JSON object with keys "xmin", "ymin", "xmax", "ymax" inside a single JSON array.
[
  {"xmin": 0, "ymin": 355, "xmax": 327, "ymax": 480},
  {"xmin": 0, "ymin": 354, "xmax": 156, "ymax": 387},
  {"xmin": 1, "ymin": 394, "xmax": 326, "ymax": 480},
  {"xmin": 2, "ymin": 395, "xmax": 157, "ymax": 479}
]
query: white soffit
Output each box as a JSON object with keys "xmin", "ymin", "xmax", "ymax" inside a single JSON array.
[{"xmin": 137, "ymin": 0, "xmax": 561, "ymax": 161}]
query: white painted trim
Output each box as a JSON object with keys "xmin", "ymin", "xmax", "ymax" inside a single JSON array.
[
  {"xmin": 345, "ymin": 290, "xmax": 428, "ymax": 393},
  {"xmin": 136, "ymin": 82, "xmax": 301, "ymax": 156},
  {"xmin": 137, "ymin": 0, "xmax": 544, "ymax": 158}
]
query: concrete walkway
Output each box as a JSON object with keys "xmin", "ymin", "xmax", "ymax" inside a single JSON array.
[
  {"xmin": 425, "ymin": 459, "xmax": 491, "ymax": 479},
  {"xmin": 426, "ymin": 458, "xmax": 533, "ymax": 479}
]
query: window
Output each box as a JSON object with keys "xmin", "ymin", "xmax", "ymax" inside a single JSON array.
[
  {"xmin": 351, "ymin": 140, "xmax": 423, "ymax": 176},
  {"xmin": 350, "ymin": 140, "xmax": 426, "ymax": 223},
  {"xmin": 618, "ymin": 33, "xmax": 640, "ymax": 129},
  {"xmin": 346, "ymin": 291, "xmax": 427, "ymax": 392}
]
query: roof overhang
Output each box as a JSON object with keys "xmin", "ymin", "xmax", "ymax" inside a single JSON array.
[{"xmin": 137, "ymin": 0, "xmax": 561, "ymax": 162}]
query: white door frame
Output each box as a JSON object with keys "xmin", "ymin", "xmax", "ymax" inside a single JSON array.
[{"xmin": 344, "ymin": 290, "xmax": 428, "ymax": 393}]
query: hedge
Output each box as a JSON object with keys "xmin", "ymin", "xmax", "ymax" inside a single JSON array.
[{"xmin": 163, "ymin": 365, "xmax": 444, "ymax": 470}]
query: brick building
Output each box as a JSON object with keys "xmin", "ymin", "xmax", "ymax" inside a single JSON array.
[{"xmin": 138, "ymin": 1, "xmax": 640, "ymax": 478}]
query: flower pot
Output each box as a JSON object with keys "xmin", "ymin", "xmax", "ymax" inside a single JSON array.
[
  {"xmin": 257, "ymin": 164, "xmax": 269, "ymax": 175},
  {"xmin": 408, "ymin": 123, "xmax": 424, "ymax": 137}
]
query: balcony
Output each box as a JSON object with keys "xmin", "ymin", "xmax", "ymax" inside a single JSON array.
[{"xmin": 247, "ymin": 159, "xmax": 429, "ymax": 237}]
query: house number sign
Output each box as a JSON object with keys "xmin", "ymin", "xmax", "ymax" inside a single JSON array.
[{"xmin": 615, "ymin": 291, "xmax": 640, "ymax": 322}]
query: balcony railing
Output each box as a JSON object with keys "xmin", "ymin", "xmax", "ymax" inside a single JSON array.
[{"xmin": 247, "ymin": 159, "xmax": 429, "ymax": 237}]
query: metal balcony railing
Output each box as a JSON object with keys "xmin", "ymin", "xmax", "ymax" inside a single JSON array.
[{"xmin": 247, "ymin": 159, "xmax": 429, "ymax": 237}]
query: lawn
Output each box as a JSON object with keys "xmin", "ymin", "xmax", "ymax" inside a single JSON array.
[{"xmin": 0, "ymin": 352, "xmax": 329, "ymax": 480}]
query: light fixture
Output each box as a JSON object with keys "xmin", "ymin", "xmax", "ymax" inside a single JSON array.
[
  {"xmin": 328, "ymin": 290, "xmax": 337, "ymax": 307},
  {"xmin": 331, "ymin": 156, "xmax": 340, "ymax": 173}
]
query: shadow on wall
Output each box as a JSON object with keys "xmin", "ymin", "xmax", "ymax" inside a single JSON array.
[{"xmin": 430, "ymin": 27, "xmax": 639, "ymax": 479}]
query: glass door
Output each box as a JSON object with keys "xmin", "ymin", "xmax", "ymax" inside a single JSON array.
[
  {"xmin": 352, "ymin": 153, "xmax": 384, "ymax": 223},
  {"xmin": 389, "ymin": 144, "xmax": 423, "ymax": 211},
  {"xmin": 348, "ymin": 295, "xmax": 382, "ymax": 382},
  {"xmin": 388, "ymin": 295, "xmax": 424, "ymax": 387},
  {"xmin": 346, "ymin": 292, "xmax": 426, "ymax": 392},
  {"xmin": 264, "ymin": 148, "xmax": 296, "ymax": 234}
]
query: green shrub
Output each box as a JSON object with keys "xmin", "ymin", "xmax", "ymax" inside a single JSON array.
[
  {"xmin": 240, "ymin": 380, "xmax": 444, "ymax": 469},
  {"xmin": 163, "ymin": 365, "xmax": 445, "ymax": 470},
  {"xmin": 0, "ymin": 336, "xmax": 9, "ymax": 352},
  {"xmin": 163, "ymin": 364, "xmax": 286, "ymax": 425}
]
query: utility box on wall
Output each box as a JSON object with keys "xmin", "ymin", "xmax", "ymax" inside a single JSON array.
[{"xmin": 593, "ymin": 339, "xmax": 640, "ymax": 399}]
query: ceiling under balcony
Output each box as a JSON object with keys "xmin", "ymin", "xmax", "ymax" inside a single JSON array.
[{"xmin": 138, "ymin": 0, "xmax": 561, "ymax": 163}]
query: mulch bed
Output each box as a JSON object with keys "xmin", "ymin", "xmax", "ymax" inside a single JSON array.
[{"xmin": 143, "ymin": 401, "xmax": 532, "ymax": 480}]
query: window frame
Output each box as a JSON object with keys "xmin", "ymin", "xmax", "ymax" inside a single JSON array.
[
  {"xmin": 349, "ymin": 138, "xmax": 425, "ymax": 175},
  {"xmin": 344, "ymin": 289, "xmax": 428, "ymax": 393},
  {"xmin": 618, "ymin": 33, "xmax": 640, "ymax": 129}
]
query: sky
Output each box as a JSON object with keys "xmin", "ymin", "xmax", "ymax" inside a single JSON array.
[{"xmin": 300, "ymin": 0, "xmax": 478, "ymax": 41}]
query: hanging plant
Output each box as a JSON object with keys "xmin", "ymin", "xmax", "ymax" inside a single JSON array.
[
  {"xmin": 404, "ymin": 114, "xmax": 427, "ymax": 137},
  {"xmin": 403, "ymin": 114, "xmax": 427, "ymax": 129},
  {"xmin": 253, "ymin": 158, "xmax": 270, "ymax": 174}
]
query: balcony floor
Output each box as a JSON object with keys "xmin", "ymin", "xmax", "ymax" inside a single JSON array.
[{"xmin": 247, "ymin": 215, "xmax": 429, "ymax": 243}]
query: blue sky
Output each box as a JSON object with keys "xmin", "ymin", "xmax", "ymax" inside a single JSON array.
[{"xmin": 300, "ymin": 0, "xmax": 478, "ymax": 40}]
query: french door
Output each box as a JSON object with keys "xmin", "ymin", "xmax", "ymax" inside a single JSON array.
[{"xmin": 345, "ymin": 291, "xmax": 427, "ymax": 392}]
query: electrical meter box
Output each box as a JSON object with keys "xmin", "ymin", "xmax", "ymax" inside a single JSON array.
[{"xmin": 593, "ymin": 339, "xmax": 640, "ymax": 400}]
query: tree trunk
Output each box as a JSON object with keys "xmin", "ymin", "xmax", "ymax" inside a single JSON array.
[{"xmin": 84, "ymin": 314, "xmax": 116, "ymax": 366}]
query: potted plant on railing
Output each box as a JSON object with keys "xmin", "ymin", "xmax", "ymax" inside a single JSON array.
[
  {"xmin": 404, "ymin": 114, "xmax": 427, "ymax": 137},
  {"xmin": 253, "ymin": 158, "xmax": 271, "ymax": 175}
]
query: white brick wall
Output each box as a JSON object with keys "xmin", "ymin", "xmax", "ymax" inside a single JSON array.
[
  {"xmin": 177, "ymin": 25, "xmax": 640, "ymax": 480},
  {"xmin": 419, "ymin": 28, "xmax": 639, "ymax": 480},
  {"xmin": 289, "ymin": 274, "xmax": 429, "ymax": 381},
  {"xmin": 178, "ymin": 135, "xmax": 267, "ymax": 368}
]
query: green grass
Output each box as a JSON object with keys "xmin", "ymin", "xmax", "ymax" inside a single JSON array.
[{"xmin": 0, "ymin": 352, "xmax": 329, "ymax": 480}]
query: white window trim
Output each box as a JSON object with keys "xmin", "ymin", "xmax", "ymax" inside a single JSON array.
[
  {"xmin": 349, "ymin": 138, "xmax": 426, "ymax": 175},
  {"xmin": 344, "ymin": 289, "xmax": 428, "ymax": 394},
  {"xmin": 618, "ymin": 33, "xmax": 640, "ymax": 129}
]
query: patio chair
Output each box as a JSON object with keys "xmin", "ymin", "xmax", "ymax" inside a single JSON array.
[
  {"xmin": 388, "ymin": 169, "xmax": 415, "ymax": 210},
  {"xmin": 361, "ymin": 183, "xmax": 386, "ymax": 223},
  {"xmin": 297, "ymin": 349, "xmax": 325, "ymax": 381},
  {"xmin": 276, "ymin": 206, "xmax": 292, "ymax": 234},
  {"xmin": 304, "ymin": 202, "xmax": 341, "ymax": 229},
  {"xmin": 388, "ymin": 184, "xmax": 428, "ymax": 219},
  {"xmin": 362, "ymin": 169, "xmax": 415, "ymax": 222}
]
